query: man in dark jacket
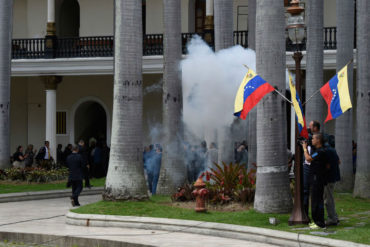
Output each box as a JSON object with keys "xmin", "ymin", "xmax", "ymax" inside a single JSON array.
[
  {"xmin": 302, "ymin": 133, "xmax": 328, "ymax": 229},
  {"xmin": 67, "ymin": 145, "xmax": 85, "ymax": 207},
  {"xmin": 78, "ymin": 140, "xmax": 91, "ymax": 188}
]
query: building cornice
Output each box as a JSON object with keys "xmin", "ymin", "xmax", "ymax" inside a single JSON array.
[{"xmin": 11, "ymin": 50, "xmax": 357, "ymax": 77}]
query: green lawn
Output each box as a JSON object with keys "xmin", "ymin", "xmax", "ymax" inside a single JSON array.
[
  {"xmin": 0, "ymin": 178, "xmax": 106, "ymax": 194},
  {"xmin": 72, "ymin": 193, "xmax": 370, "ymax": 244}
]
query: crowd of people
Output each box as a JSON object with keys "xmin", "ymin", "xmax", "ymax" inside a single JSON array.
[
  {"xmin": 11, "ymin": 139, "xmax": 110, "ymax": 207},
  {"xmin": 10, "ymin": 122, "xmax": 355, "ymax": 216}
]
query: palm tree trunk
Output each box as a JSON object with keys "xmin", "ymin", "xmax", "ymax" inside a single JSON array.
[
  {"xmin": 354, "ymin": 0, "xmax": 370, "ymax": 198},
  {"xmin": 214, "ymin": 0, "xmax": 233, "ymax": 52},
  {"xmin": 305, "ymin": 0, "xmax": 324, "ymax": 126},
  {"xmin": 335, "ymin": 0, "xmax": 354, "ymax": 192},
  {"xmin": 247, "ymin": 0, "xmax": 256, "ymax": 171},
  {"xmin": 103, "ymin": 0, "xmax": 148, "ymax": 201},
  {"xmin": 0, "ymin": 0, "xmax": 12, "ymax": 169},
  {"xmin": 156, "ymin": 0, "xmax": 186, "ymax": 195},
  {"xmin": 254, "ymin": 0, "xmax": 292, "ymax": 213},
  {"xmin": 247, "ymin": 0, "xmax": 256, "ymax": 50}
]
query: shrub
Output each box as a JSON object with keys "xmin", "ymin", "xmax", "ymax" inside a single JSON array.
[
  {"xmin": 172, "ymin": 183, "xmax": 195, "ymax": 201},
  {"xmin": 0, "ymin": 167, "xmax": 68, "ymax": 183},
  {"xmin": 204, "ymin": 162, "xmax": 256, "ymax": 204}
]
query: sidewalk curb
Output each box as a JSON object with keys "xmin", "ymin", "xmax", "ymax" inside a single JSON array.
[
  {"xmin": 0, "ymin": 231, "xmax": 151, "ymax": 247},
  {"xmin": 0, "ymin": 187, "xmax": 103, "ymax": 203},
  {"xmin": 66, "ymin": 212, "xmax": 369, "ymax": 247}
]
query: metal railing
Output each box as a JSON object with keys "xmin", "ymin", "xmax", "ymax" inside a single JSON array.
[{"xmin": 11, "ymin": 28, "xmax": 339, "ymax": 59}]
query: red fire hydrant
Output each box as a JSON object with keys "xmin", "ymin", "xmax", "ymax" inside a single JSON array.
[{"xmin": 192, "ymin": 176, "xmax": 209, "ymax": 212}]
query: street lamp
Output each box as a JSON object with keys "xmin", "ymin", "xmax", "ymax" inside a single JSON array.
[{"xmin": 287, "ymin": 0, "xmax": 309, "ymax": 225}]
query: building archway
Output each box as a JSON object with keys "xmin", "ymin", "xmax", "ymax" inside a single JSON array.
[
  {"xmin": 59, "ymin": 0, "xmax": 80, "ymax": 37},
  {"xmin": 70, "ymin": 97, "xmax": 111, "ymax": 146}
]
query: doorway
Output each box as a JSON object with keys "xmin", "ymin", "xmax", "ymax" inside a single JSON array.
[
  {"xmin": 59, "ymin": 0, "xmax": 80, "ymax": 37},
  {"xmin": 74, "ymin": 101, "xmax": 107, "ymax": 145}
]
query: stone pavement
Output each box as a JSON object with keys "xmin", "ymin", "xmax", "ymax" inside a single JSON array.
[{"xmin": 0, "ymin": 195, "xmax": 276, "ymax": 247}]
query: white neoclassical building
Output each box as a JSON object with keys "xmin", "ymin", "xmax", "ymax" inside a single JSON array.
[{"xmin": 10, "ymin": 0, "xmax": 352, "ymax": 159}]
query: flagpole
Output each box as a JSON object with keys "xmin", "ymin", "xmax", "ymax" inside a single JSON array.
[
  {"xmin": 274, "ymin": 89, "xmax": 292, "ymax": 104},
  {"xmin": 242, "ymin": 64, "xmax": 292, "ymax": 104},
  {"xmin": 302, "ymin": 88, "xmax": 320, "ymax": 106}
]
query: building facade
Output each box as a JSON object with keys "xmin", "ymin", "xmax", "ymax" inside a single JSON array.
[{"xmin": 10, "ymin": 0, "xmax": 353, "ymax": 159}]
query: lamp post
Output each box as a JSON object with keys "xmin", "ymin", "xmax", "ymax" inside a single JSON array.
[{"xmin": 287, "ymin": 0, "xmax": 309, "ymax": 225}]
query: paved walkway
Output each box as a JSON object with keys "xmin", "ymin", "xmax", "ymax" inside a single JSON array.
[{"xmin": 0, "ymin": 195, "xmax": 277, "ymax": 247}]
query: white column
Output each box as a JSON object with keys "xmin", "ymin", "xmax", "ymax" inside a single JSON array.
[
  {"xmin": 206, "ymin": 0, "xmax": 214, "ymax": 16},
  {"xmin": 43, "ymin": 76, "xmax": 61, "ymax": 162},
  {"xmin": 47, "ymin": 0, "xmax": 55, "ymax": 23},
  {"xmin": 46, "ymin": 89, "xmax": 57, "ymax": 161}
]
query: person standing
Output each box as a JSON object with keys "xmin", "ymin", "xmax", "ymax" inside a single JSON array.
[
  {"xmin": 12, "ymin": 146, "xmax": 27, "ymax": 168},
  {"xmin": 63, "ymin": 144, "xmax": 73, "ymax": 166},
  {"xmin": 206, "ymin": 142, "xmax": 218, "ymax": 171},
  {"xmin": 78, "ymin": 140, "xmax": 91, "ymax": 188},
  {"xmin": 303, "ymin": 120, "xmax": 321, "ymax": 217},
  {"xmin": 67, "ymin": 145, "xmax": 85, "ymax": 207},
  {"xmin": 24, "ymin": 144, "xmax": 36, "ymax": 168},
  {"xmin": 302, "ymin": 133, "xmax": 328, "ymax": 229},
  {"xmin": 57, "ymin": 144, "xmax": 63, "ymax": 167},
  {"xmin": 36, "ymin": 141, "xmax": 53, "ymax": 169},
  {"xmin": 324, "ymin": 140, "xmax": 341, "ymax": 226}
]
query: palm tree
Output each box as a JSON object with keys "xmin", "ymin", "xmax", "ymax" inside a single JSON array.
[
  {"xmin": 305, "ymin": 0, "xmax": 324, "ymax": 126},
  {"xmin": 247, "ymin": 0, "xmax": 256, "ymax": 50},
  {"xmin": 214, "ymin": 0, "xmax": 233, "ymax": 164},
  {"xmin": 334, "ymin": 0, "xmax": 354, "ymax": 192},
  {"xmin": 156, "ymin": 0, "xmax": 186, "ymax": 195},
  {"xmin": 0, "ymin": 0, "xmax": 12, "ymax": 169},
  {"xmin": 354, "ymin": 0, "xmax": 370, "ymax": 198},
  {"xmin": 247, "ymin": 0, "xmax": 256, "ymax": 171},
  {"xmin": 214, "ymin": 0, "xmax": 233, "ymax": 52},
  {"xmin": 103, "ymin": 0, "xmax": 148, "ymax": 201},
  {"xmin": 254, "ymin": 0, "xmax": 292, "ymax": 213}
]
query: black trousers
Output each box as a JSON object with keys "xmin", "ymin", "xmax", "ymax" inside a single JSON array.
[
  {"xmin": 83, "ymin": 167, "xmax": 90, "ymax": 187},
  {"xmin": 71, "ymin": 180, "xmax": 83, "ymax": 204},
  {"xmin": 311, "ymin": 175, "xmax": 325, "ymax": 228},
  {"xmin": 303, "ymin": 164, "xmax": 313, "ymax": 218}
]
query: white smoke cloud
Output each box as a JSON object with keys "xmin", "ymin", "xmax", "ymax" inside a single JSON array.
[
  {"xmin": 181, "ymin": 36, "xmax": 257, "ymax": 142},
  {"xmin": 144, "ymin": 79, "xmax": 163, "ymax": 95}
]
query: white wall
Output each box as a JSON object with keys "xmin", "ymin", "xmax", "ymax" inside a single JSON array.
[
  {"xmin": 78, "ymin": 0, "xmax": 114, "ymax": 36},
  {"xmin": 10, "ymin": 74, "xmax": 164, "ymax": 152},
  {"xmin": 27, "ymin": 0, "xmax": 47, "ymax": 38},
  {"xmin": 10, "ymin": 77, "xmax": 29, "ymax": 153}
]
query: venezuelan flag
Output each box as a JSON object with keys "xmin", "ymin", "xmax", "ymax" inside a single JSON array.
[
  {"xmin": 289, "ymin": 73, "xmax": 309, "ymax": 139},
  {"xmin": 320, "ymin": 65, "xmax": 352, "ymax": 123},
  {"xmin": 234, "ymin": 68, "xmax": 274, "ymax": 119}
]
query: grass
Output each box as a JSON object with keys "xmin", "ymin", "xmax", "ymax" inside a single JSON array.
[
  {"xmin": 72, "ymin": 193, "xmax": 370, "ymax": 244},
  {"xmin": 0, "ymin": 177, "xmax": 106, "ymax": 194}
]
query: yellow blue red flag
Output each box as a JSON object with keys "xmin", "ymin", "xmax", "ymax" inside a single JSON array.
[
  {"xmin": 234, "ymin": 68, "xmax": 274, "ymax": 119},
  {"xmin": 320, "ymin": 64, "xmax": 352, "ymax": 123},
  {"xmin": 289, "ymin": 73, "xmax": 308, "ymax": 139}
]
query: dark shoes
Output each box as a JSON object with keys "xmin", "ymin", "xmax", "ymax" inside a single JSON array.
[
  {"xmin": 325, "ymin": 220, "xmax": 339, "ymax": 226},
  {"xmin": 70, "ymin": 196, "xmax": 81, "ymax": 207},
  {"xmin": 70, "ymin": 197, "xmax": 75, "ymax": 207}
]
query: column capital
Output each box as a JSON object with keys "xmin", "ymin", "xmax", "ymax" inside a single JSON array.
[
  {"xmin": 46, "ymin": 22, "xmax": 56, "ymax": 36},
  {"xmin": 42, "ymin": 76, "xmax": 62, "ymax": 90}
]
